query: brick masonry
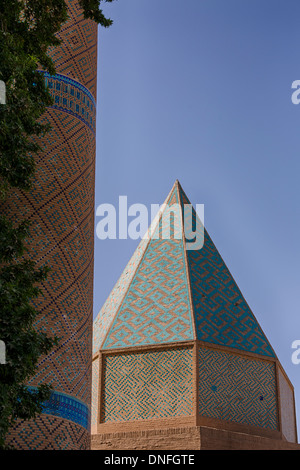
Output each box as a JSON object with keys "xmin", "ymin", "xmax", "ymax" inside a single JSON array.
[
  {"xmin": 4, "ymin": 0, "xmax": 97, "ymax": 449},
  {"xmin": 91, "ymin": 425, "xmax": 300, "ymax": 450},
  {"xmin": 92, "ymin": 427, "xmax": 201, "ymax": 451},
  {"xmin": 197, "ymin": 346, "xmax": 278, "ymax": 430},
  {"xmin": 101, "ymin": 348, "xmax": 194, "ymax": 423},
  {"xmin": 8, "ymin": 415, "xmax": 90, "ymax": 450},
  {"xmin": 92, "ymin": 180, "xmax": 298, "ymax": 449}
]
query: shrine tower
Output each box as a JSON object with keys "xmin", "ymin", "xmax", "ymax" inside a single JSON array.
[{"xmin": 92, "ymin": 180, "xmax": 299, "ymax": 450}]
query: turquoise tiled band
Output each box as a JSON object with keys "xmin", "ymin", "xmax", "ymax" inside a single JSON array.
[
  {"xmin": 39, "ymin": 71, "xmax": 96, "ymax": 134},
  {"xmin": 28, "ymin": 387, "xmax": 90, "ymax": 430}
]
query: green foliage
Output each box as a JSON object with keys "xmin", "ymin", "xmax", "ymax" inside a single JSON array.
[
  {"xmin": 0, "ymin": 0, "xmax": 115, "ymax": 449},
  {"xmin": 79, "ymin": 0, "xmax": 114, "ymax": 27},
  {"xmin": 0, "ymin": 0, "xmax": 68, "ymax": 194},
  {"xmin": 0, "ymin": 247, "xmax": 57, "ymax": 449}
]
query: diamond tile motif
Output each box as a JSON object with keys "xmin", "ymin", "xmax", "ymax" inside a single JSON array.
[
  {"xmin": 178, "ymin": 185, "xmax": 275, "ymax": 357},
  {"xmin": 94, "ymin": 180, "xmax": 275, "ymax": 358},
  {"xmin": 3, "ymin": 0, "xmax": 97, "ymax": 449},
  {"xmin": 91, "ymin": 181, "xmax": 297, "ymax": 440},
  {"xmin": 198, "ymin": 347, "xmax": 278, "ymax": 430},
  {"xmin": 101, "ymin": 188, "xmax": 194, "ymax": 350},
  {"xmin": 102, "ymin": 348, "xmax": 193, "ymax": 422}
]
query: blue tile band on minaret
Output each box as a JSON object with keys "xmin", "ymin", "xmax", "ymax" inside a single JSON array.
[
  {"xmin": 39, "ymin": 72, "xmax": 96, "ymax": 134},
  {"xmin": 28, "ymin": 387, "xmax": 90, "ymax": 430}
]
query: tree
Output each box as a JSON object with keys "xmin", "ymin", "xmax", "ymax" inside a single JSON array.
[{"xmin": 0, "ymin": 0, "xmax": 114, "ymax": 449}]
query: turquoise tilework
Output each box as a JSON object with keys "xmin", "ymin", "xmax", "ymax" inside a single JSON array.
[
  {"xmin": 101, "ymin": 187, "xmax": 194, "ymax": 350},
  {"xmin": 39, "ymin": 72, "xmax": 96, "ymax": 133},
  {"xmin": 102, "ymin": 348, "xmax": 193, "ymax": 422},
  {"xmin": 179, "ymin": 186, "xmax": 276, "ymax": 358},
  {"xmin": 198, "ymin": 347, "xmax": 278, "ymax": 430},
  {"xmin": 94, "ymin": 181, "xmax": 275, "ymax": 358},
  {"xmin": 91, "ymin": 358, "xmax": 99, "ymax": 429},
  {"xmin": 93, "ymin": 234, "xmax": 151, "ymax": 354},
  {"xmin": 28, "ymin": 387, "xmax": 90, "ymax": 430}
]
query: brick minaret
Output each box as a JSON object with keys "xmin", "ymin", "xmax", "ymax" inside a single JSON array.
[
  {"xmin": 92, "ymin": 180, "xmax": 299, "ymax": 450},
  {"xmin": 5, "ymin": 0, "xmax": 97, "ymax": 449}
]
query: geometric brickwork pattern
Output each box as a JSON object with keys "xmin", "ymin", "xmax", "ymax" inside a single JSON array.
[
  {"xmin": 198, "ymin": 347, "xmax": 278, "ymax": 430},
  {"xmin": 101, "ymin": 348, "xmax": 193, "ymax": 422},
  {"xmin": 23, "ymin": 103, "xmax": 95, "ymax": 401},
  {"xmin": 93, "ymin": 231, "xmax": 152, "ymax": 354},
  {"xmin": 94, "ymin": 180, "xmax": 275, "ymax": 358},
  {"xmin": 102, "ymin": 238, "xmax": 193, "ymax": 349},
  {"xmin": 91, "ymin": 358, "xmax": 99, "ymax": 430},
  {"xmin": 5, "ymin": 415, "xmax": 90, "ymax": 450},
  {"xmin": 28, "ymin": 387, "xmax": 90, "ymax": 430},
  {"xmin": 47, "ymin": 0, "xmax": 98, "ymax": 98},
  {"xmin": 42, "ymin": 72, "xmax": 96, "ymax": 134},
  {"xmin": 94, "ymin": 184, "xmax": 194, "ymax": 352},
  {"xmin": 179, "ymin": 187, "xmax": 276, "ymax": 358},
  {"xmin": 3, "ymin": 0, "xmax": 97, "ymax": 449},
  {"xmin": 42, "ymin": 390, "xmax": 90, "ymax": 430},
  {"xmin": 93, "ymin": 187, "xmax": 178, "ymax": 355},
  {"xmin": 92, "ymin": 181, "xmax": 298, "ymax": 439}
]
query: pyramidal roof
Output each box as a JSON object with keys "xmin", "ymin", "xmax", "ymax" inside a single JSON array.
[{"xmin": 93, "ymin": 181, "xmax": 276, "ymax": 358}]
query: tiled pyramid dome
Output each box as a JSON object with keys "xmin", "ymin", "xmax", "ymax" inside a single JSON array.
[{"xmin": 92, "ymin": 180, "xmax": 297, "ymax": 446}]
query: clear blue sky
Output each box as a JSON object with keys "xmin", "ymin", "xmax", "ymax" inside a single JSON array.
[{"xmin": 94, "ymin": 0, "xmax": 300, "ymax": 437}]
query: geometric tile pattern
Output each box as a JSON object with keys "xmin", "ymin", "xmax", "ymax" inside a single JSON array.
[
  {"xmin": 3, "ymin": 0, "xmax": 97, "ymax": 449},
  {"xmin": 91, "ymin": 358, "xmax": 99, "ymax": 430},
  {"xmin": 179, "ymin": 186, "xmax": 276, "ymax": 358},
  {"xmin": 5, "ymin": 415, "xmax": 90, "ymax": 450},
  {"xmin": 101, "ymin": 348, "xmax": 193, "ymax": 422},
  {"xmin": 92, "ymin": 183, "xmax": 298, "ymax": 438},
  {"xmin": 27, "ymin": 386, "xmax": 90, "ymax": 430},
  {"xmin": 189, "ymin": 231, "xmax": 275, "ymax": 356},
  {"xmin": 93, "ymin": 232, "xmax": 151, "ymax": 354},
  {"xmin": 198, "ymin": 347, "xmax": 278, "ymax": 430},
  {"xmin": 41, "ymin": 72, "xmax": 96, "ymax": 134},
  {"xmin": 47, "ymin": 0, "xmax": 98, "ymax": 97},
  {"xmin": 94, "ymin": 180, "xmax": 275, "ymax": 358},
  {"xmin": 92, "ymin": 181, "xmax": 299, "ymax": 437},
  {"xmin": 100, "ymin": 186, "xmax": 194, "ymax": 350},
  {"xmin": 93, "ymin": 187, "xmax": 178, "ymax": 354}
]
